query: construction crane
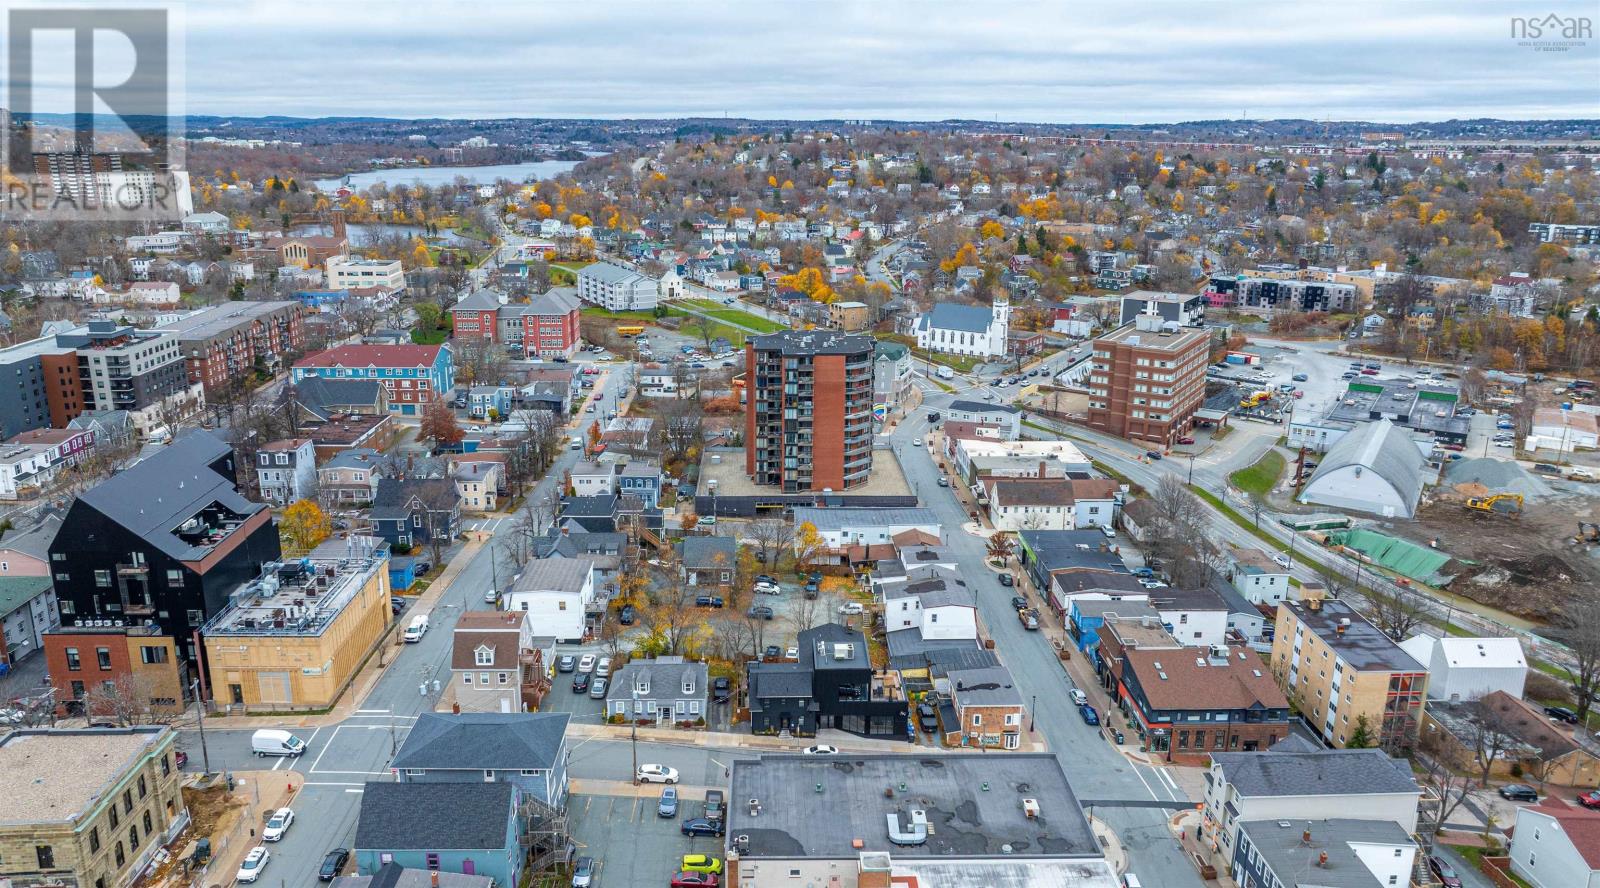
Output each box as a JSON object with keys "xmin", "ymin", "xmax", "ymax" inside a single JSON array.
[{"xmin": 1465, "ymin": 493, "xmax": 1524, "ymax": 516}]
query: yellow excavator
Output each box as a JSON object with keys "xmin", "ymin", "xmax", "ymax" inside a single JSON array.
[{"xmin": 1465, "ymin": 493, "xmax": 1524, "ymax": 516}]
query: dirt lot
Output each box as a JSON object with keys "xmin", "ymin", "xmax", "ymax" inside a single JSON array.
[{"xmin": 1412, "ymin": 491, "xmax": 1600, "ymax": 623}]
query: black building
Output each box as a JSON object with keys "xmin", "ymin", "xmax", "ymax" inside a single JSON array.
[
  {"xmin": 371, "ymin": 478, "xmax": 462, "ymax": 550},
  {"xmin": 746, "ymin": 623, "xmax": 907, "ymax": 738},
  {"xmin": 49, "ymin": 430, "xmax": 281, "ymax": 664}
]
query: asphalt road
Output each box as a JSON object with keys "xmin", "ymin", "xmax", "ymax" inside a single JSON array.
[{"xmin": 887, "ymin": 411, "xmax": 1207, "ymax": 888}]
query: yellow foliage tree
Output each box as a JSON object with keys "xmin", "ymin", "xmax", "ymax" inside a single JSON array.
[
  {"xmin": 940, "ymin": 243, "xmax": 979, "ymax": 273},
  {"xmin": 280, "ymin": 499, "xmax": 331, "ymax": 552},
  {"xmin": 569, "ymin": 213, "xmax": 592, "ymax": 228},
  {"xmin": 979, "ymin": 220, "xmax": 1004, "ymax": 240}
]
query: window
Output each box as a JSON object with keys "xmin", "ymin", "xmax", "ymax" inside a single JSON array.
[
  {"xmin": 142, "ymin": 811, "xmax": 152, "ymax": 835},
  {"xmin": 36, "ymin": 845, "xmax": 56, "ymax": 870},
  {"xmin": 90, "ymin": 828, "xmax": 101, "ymax": 853},
  {"xmin": 166, "ymin": 570, "xmax": 183, "ymax": 587},
  {"xmin": 123, "ymin": 790, "xmax": 133, "ymax": 813},
  {"xmin": 478, "ymin": 672, "xmax": 490, "ymax": 685},
  {"xmin": 474, "ymin": 648, "xmax": 494, "ymax": 666},
  {"xmin": 425, "ymin": 853, "xmax": 441, "ymax": 870},
  {"xmin": 138, "ymin": 775, "xmax": 147, "ymax": 798},
  {"xmin": 498, "ymin": 673, "xmax": 508, "ymax": 685},
  {"xmin": 71, "ymin": 680, "xmax": 85, "ymax": 700},
  {"xmin": 98, "ymin": 648, "xmax": 112, "ymax": 670},
  {"xmin": 66, "ymin": 647, "xmax": 81, "ymax": 671},
  {"xmin": 95, "ymin": 569, "xmax": 111, "ymax": 587},
  {"xmin": 141, "ymin": 646, "xmax": 167, "ymax": 665},
  {"xmin": 463, "ymin": 673, "xmax": 473, "ymax": 685},
  {"xmin": 128, "ymin": 825, "xmax": 138, "ymax": 849},
  {"xmin": 113, "ymin": 843, "xmax": 124, "ymax": 867},
  {"xmin": 160, "ymin": 754, "xmax": 171, "ymax": 776}
]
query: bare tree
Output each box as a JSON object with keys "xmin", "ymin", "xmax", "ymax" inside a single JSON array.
[
  {"xmin": 1555, "ymin": 597, "xmax": 1600, "ymax": 721},
  {"xmin": 82, "ymin": 674, "xmax": 158, "ymax": 726},
  {"xmin": 747, "ymin": 519, "xmax": 792, "ymax": 569},
  {"xmin": 1417, "ymin": 748, "xmax": 1477, "ymax": 826},
  {"xmin": 1465, "ymin": 697, "xmax": 1522, "ymax": 788},
  {"xmin": 642, "ymin": 574, "xmax": 702, "ymax": 656},
  {"xmin": 786, "ymin": 593, "xmax": 823, "ymax": 639},
  {"xmin": 1364, "ymin": 582, "xmax": 1429, "ymax": 642}
]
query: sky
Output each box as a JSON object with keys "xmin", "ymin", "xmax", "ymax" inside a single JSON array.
[{"xmin": 10, "ymin": 0, "xmax": 1600, "ymax": 123}]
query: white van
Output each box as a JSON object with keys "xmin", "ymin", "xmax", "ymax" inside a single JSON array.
[
  {"xmin": 936, "ymin": 365, "xmax": 956, "ymax": 381},
  {"xmin": 251, "ymin": 729, "xmax": 307, "ymax": 757},
  {"xmin": 402, "ymin": 613, "xmax": 429, "ymax": 643},
  {"xmin": 1121, "ymin": 875, "xmax": 1142, "ymax": 888}
]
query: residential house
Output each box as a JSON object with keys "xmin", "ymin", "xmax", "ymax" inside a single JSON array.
[
  {"xmin": 46, "ymin": 431, "xmax": 280, "ymax": 672},
  {"xmin": 1147, "ymin": 585, "xmax": 1232, "ymax": 648},
  {"xmin": 452, "ymin": 461, "xmax": 501, "ymax": 514},
  {"xmin": 1424, "ymin": 691, "xmax": 1600, "ymax": 787},
  {"xmin": 1227, "ymin": 546, "xmax": 1293, "ymax": 606},
  {"xmin": 504, "ymin": 559, "xmax": 596, "ymax": 643},
  {"xmin": 986, "ymin": 478, "xmax": 1117, "ymax": 532},
  {"xmin": 0, "ymin": 727, "xmax": 189, "ymax": 888},
  {"xmin": 745, "ymin": 623, "xmax": 907, "ymax": 738},
  {"xmin": 353, "ymin": 782, "xmax": 521, "ymax": 887},
  {"xmin": 914, "ymin": 296, "xmax": 1010, "ymax": 358},
  {"xmin": 318, "ymin": 448, "xmax": 382, "ymax": 507},
  {"xmin": 1231, "ymin": 819, "xmax": 1416, "ymax": 888},
  {"xmin": 291, "ymin": 378, "xmax": 391, "ymax": 422},
  {"xmin": 1511, "ymin": 798, "xmax": 1600, "ymax": 888},
  {"xmin": 1270, "ymin": 598, "xmax": 1428, "ymax": 750},
  {"xmin": 0, "ymin": 574, "xmax": 58, "ymax": 668},
  {"xmin": 254, "ymin": 438, "xmax": 317, "ymax": 506},
  {"xmin": 1201, "ymin": 745, "xmax": 1422, "ymax": 863},
  {"xmin": 1397, "ymin": 635, "xmax": 1527, "ymax": 701},
  {"xmin": 568, "ymin": 460, "xmax": 617, "ymax": 498},
  {"xmin": 789, "ymin": 507, "xmax": 941, "ymax": 550},
  {"xmin": 449, "ymin": 611, "xmax": 550, "ymax": 714},
  {"xmin": 334, "ymin": 863, "xmax": 494, "ymax": 888},
  {"xmin": 940, "ymin": 400, "xmax": 1023, "ymax": 439},
  {"xmin": 938, "ymin": 665, "xmax": 1027, "ymax": 749},
  {"xmin": 0, "ymin": 511, "xmax": 59, "ymax": 577},
  {"xmin": 616, "ymin": 460, "xmax": 662, "ymax": 509},
  {"xmin": 370, "ymin": 479, "xmax": 462, "ymax": 550},
  {"xmin": 606, "ymin": 656, "xmax": 709, "ymax": 726},
  {"xmin": 390, "ymin": 711, "xmax": 570, "ymax": 812},
  {"xmin": 292, "ymin": 345, "xmax": 455, "ymax": 417},
  {"xmin": 882, "ymin": 566, "xmax": 980, "ymax": 669},
  {"xmin": 678, "ymin": 536, "xmax": 736, "ymax": 589}
]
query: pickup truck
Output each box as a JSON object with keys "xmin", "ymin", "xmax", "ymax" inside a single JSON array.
[
  {"xmin": 1568, "ymin": 468, "xmax": 1598, "ymax": 483},
  {"xmin": 1017, "ymin": 608, "xmax": 1040, "ymax": 630}
]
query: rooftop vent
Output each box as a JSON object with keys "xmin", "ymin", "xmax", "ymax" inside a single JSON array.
[{"xmin": 886, "ymin": 809, "xmax": 929, "ymax": 846}]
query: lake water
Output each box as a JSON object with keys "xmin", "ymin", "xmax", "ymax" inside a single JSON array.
[
  {"xmin": 288, "ymin": 222, "xmax": 475, "ymax": 246},
  {"xmin": 313, "ymin": 159, "xmax": 587, "ymax": 192}
]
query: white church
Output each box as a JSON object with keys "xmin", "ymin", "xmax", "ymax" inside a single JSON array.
[{"xmin": 914, "ymin": 294, "xmax": 1010, "ymax": 358}]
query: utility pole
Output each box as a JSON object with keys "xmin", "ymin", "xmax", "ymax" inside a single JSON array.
[
  {"xmin": 630, "ymin": 688, "xmax": 640, "ymax": 784},
  {"xmin": 191, "ymin": 678, "xmax": 212, "ymax": 775}
]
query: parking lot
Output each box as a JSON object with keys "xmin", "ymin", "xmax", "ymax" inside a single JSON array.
[{"xmin": 567, "ymin": 790, "xmax": 725, "ymax": 886}]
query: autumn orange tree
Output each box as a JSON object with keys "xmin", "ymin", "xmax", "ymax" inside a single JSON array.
[
  {"xmin": 280, "ymin": 499, "xmax": 331, "ymax": 552},
  {"xmin": 421, "ymin": 396, "xmax": 464, "ymax": 447}
]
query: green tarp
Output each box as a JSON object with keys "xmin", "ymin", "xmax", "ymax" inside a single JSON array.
[{"xmin": 1327, "ymin": 527, "xmax": 1456, "ymax": 585}]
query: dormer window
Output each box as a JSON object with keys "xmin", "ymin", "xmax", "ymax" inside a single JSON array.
[
  {"xmin": 474, "ymin": 645, "xmax": 494, "ymax": 666},
  {"xmin": 683, "ymin": 677, "xmax": 695, "ymax": 695}
]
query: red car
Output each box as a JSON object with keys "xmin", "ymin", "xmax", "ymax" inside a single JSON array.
[
  {"xmin": 1579, "ymin": 790, "xmax": 1600, "ymax": 810},
  {"xmin": 671, "ymin": 874, "xmax": 719, "ymax": 888},
  {"xmin": 1360, "ymin": 368, "xmax": 1378, "ymax": 375},
  {"xmin": 1176, "ymin": 436, "xmax": 1195, "ymax": 445}
]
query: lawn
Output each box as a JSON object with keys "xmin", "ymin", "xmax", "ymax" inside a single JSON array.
[
  {"xmin": 883, "ymin": 334, "xmax": 985, "ymax": 373},
  {"xmin": 681, "ymin": 300, "xmax": 788, "ymax": 333},
  {"xmin": 580, "ymin": 306, "xmax": 657, "ymax": 323},
  {"xmin": 665, "ymin": 310, "xmax": 752, "ymax": 347},
  {"xmin": 411, "ymin": 328, "xmax": 449, "ymax": 345},
  {"xmin": 1230, "ymin": 450, "xmax": 1286, "ymax": 497}
]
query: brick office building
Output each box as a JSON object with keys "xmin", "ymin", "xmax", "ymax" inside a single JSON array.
[
  {"xmin": 744, "ymin": 330, "xmax": 875, "ymax": 492},
  {"xmin": 1085, "ymin": 312, "xmax": 1210, "ymax": 447}
]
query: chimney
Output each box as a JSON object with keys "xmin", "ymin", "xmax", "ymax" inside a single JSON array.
[
  {"xmin": 1336, "ymin": 617, "xmax": 1350, "ymax": 635},
  {"xmin": 1302, "ymin": 828, "xmax": 1312, "ymax": 845},
  {"xmin": 332, "ymin": 209, "xmax": 348, "ymax": 241},
  {"xmin": 431, "ymin": 873, "xmax": 439, "ymax": 888},
  {"xmin": 1318, "ymin": 850, "xmax": 1329, "ymax": 867}
]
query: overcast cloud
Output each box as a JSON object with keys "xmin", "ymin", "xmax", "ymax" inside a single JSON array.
[{"xmin": 146, "ymin": 1, "xmax": 1600, "ymax": 121}]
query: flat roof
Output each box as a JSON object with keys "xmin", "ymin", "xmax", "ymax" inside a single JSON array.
[
  {"xmin": 727, "ymin": 753, "xmax": 1100, "ymax": 860},
  {"xmin": 1283, "ymin": 598, "xmax": 1425, "ymax": 673},
  {"xmin": 697, "ymin": 446, "xmax": 913, "ymax": 498},
  {"xmin": 1097, "ymin": 323, "xmax": 1208, "ymax": 351},
  {"xmin": 1238, "ymin": 818, "xmax": 1413, "ymax": 888},
  {"xmin": 203, "ymin": 541, "xmax": 388, "ymax": 636},
  {"xmin": 155, "ymin": 301, "xmax": 300, "ymax": 343},
  {"xmin": 0, "ymin": 728, "xmax": 169, "ymax": 824},
  {"xmin": 748, "ymin": 329, "xmax": 875, "ymax": 356}
]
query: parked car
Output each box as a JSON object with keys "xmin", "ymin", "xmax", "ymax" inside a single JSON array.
[
  {"xmin": 1144, "ymin": 450, "xmax": 1163, "ymax": 460},
  {"xmin": 658, "ymin": 785, "xmax": 679, "ymax": 817},
  {"xmin": 571, "ymin": 672, "xmax": 591, "ymax": 693},
  {"xmin": 1010, "ymin": 596, "xmax": 1028, "ymax": 611},
  {"xmin": 803, "ymin": 745, "xmax": 839, "ymax": 755},
  {"xmin": 1579, "ymin": 790, "xmax": 1600, "ymax": 810},
  {"xmin": 1546, "ymin": 705, "xmax": 1580, "ymax": 724},
  {"xmin": 619, "ymin": 605, "xmax": 636, "ymax": 625},
  {"xmin": 389, "ymin": 596, "xmax": 407, "ymax": 614},
  {"xmin": 755, "ymin": 574, "xmax": 778, "ymax": 585},
  {"xmin": 318, "ymin": 849, "xmax": 350, "ymax": 882},
  {"xmin": 747, "ymin": 605, "xmax": 775, "ymax": 620},
  {"xmin": 704, "ymin": 789, "xmax": 724, "ymax": 823},
  {"xmin": 262, "ymin": 808, "xmax": 295, "ymax": 842},
  {"xmin": 712, "ymin": 676, "xmax": 732, "ymax": 703},
  {"xmin": 236, "ymin": 847, "xmax": 270, "ymax": 883},
  {"xmin": 916, "ymin": 702, "xmax": 939, "ymax": 732},
  {"xmin": 753, "ymin": 581, "xmax": 780, "ymax": 595},
  {"xmin": 681, "ymin": 818, "xmax": 724, "ymax": 838},
  {"xmin": 483, "ymin": 588, "xmax": 498, "ymax": 604},
  {"xmin": 1292, "ymin": 373, "xmax": 1309, "ymax": 382},
  {"xmin": 838, "ymin": 601, "xmax": 865, "ymax": 615},
  {"xmin": 680, "ymin": 855, "xmax": 723, "ymax": 875},
  {"xmin": 1499, "ymin": 784, "xmax": 1539, "ymax": 802},
  {"xmin": 670, "ymin": 871, "xmax": 719, "ymax": 887},
  {"xmin": 696, "ymin": 595, "xmax": 725, "ymax": 608},
  {"xmin": 1069, "ymin": 689, "xmax": 1088, "ymax": 706},
  {"xmin": 998, "ymin": 573, "xmax": 1015, "ymax": 587},
  {"xmin": 577, "ymin": 654, "xmax": 596, "ymax": 673},
  {"xmin": 571, "ymin": 855, "xmax": 595, "ymax": 888},
  {"xmin": 637, "ymin": 764, "xmax": 680, "ymax": 784},
  {"xmin": 1078, "ymin": 704, "xmax": 1100, "ymax": 726},
  {"xmin": 595, "ymin": 657, "xmax": 611, "ymax": 678},
  {"xmin": 937, "ymin": 477, "xmax": 950, "ymax": 487},
  {"xmin": 588, "ymin": 677, "xmax": 608, "ymax": 699},
  {"xmin": 1176, "ymin": 436, "xmax": 1195, "ymax": 445},
  {"xmin": 1131, "ymin": 567, "xmax": 1154, "ymax": 579},
  {"xmin": 1428, "ymin": 855, "xmax": 1463, "ymax": 888},
  {"xmin": 557, "ymin": 655, "xmax": 577, "ymax": 673},
  {"xmin": 763, "ymin": 645, "xmax": 781, "ymax": 659}
]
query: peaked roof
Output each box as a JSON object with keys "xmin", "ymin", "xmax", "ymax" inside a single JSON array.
[
  {"xmin": 391, "ymin": 712, "xmax": 569, "ymax": 772},
  {"xmin": 354, "ymin": 781, "xmax": 515, "ymax": 851},
  {"xmin": 1212, "ymin": 747, "xmax": 1420, "ymax": 798},
  {"xmin": 1303, "ymin": 418, "xmax": 1425, "ymax": 513},
  {"xmin": 371, "ymin": 478, "xmax": 460, "ymax": 519},
  {"xmin": 0, "ymin": 512, "xmax": 62, "ymax": 561},
  {"xmin": 1527, "ymin": 798, "xmax": 1600, "ymax": 869},
  {"xmin": 920, "ymin": 302, "xmax": 995, "ymax": 334},
  {"xmin": 75, "ymin": 431, "xmax": 263, "ymax": 561},
  {"xmin": 527, "ymin": 288, "xmax": 581, "ymax": 315},
  {"xmin": 452, "ymin": 289, "xmax": 505, "ymax": 312},
  {"xmin": 295, "ymin": 344, "xmax": 444, "ymax": 369}
]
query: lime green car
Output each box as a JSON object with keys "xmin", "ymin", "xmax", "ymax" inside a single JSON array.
[{"xmin": 680, "ymin": 854, "xmax": 723, "ymax": 875}]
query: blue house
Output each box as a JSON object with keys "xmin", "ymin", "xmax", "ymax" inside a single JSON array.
[
  {"xmin": 467, "ymin": 385, "xmax": 514, "ymax": 419},
  {"xmin": 388, "ymin": 555, "xmax": 420, "ymax": 591},
  {"xmin": 391, "ymin": 712, "xmax": 570, "ymax": 812},
  {"xmin": 354, "ymin": 782, "xmax": 520, "ymax": 886},
  {"xmin": 1068, "ymin": 599, "xmax": 1161, "ymax": 655},
  {"xmin": 617, "ymin": 461, "xmax": 663, "ymax": 509},
  {"xmin": 292, "ymin": 344, "xmax": 456, "ymax": 416}
]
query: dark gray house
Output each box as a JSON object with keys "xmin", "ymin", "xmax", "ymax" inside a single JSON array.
[
  {"xmin": 746, "ymin": 623, "xmax": 907, "ymax": 738},
  {"xmin": 678, "ymin": 536, "xmax": 737, "ymax": 589},
  {"xmin": 371, "ymin": 478, "xmax": 461, "ymax": 550},
  {"xmin": 606, "ymin": 656, "xmax": 709, "ymax": 726},
  {"xmin": 391, "ymin": 712, "xmax": 570, "ymax": 811}
]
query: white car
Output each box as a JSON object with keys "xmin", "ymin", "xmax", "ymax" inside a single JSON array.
[
  {"xmin": 595, "ymin": 657, "xmax": 612, "ymax": 678},
  {"xmin": 913, "ymin": 437, "xmax": 923, "ymax": 446},
  {"xmin": 1494, "ymin": 439, "xmax": 1513, "ymax": 448},
  {"xmin": 838, "ymin": 602, "xmax": 865, "ymax": 615},
  {"xmin": 262, "ymin": 808, "xmax": 294, "ymax": 842},
  {"xmin": 1069, "ymin": 688, "xmax": 1089, "ymax": 706},
  {"xmin": 237, "ymin": 847, "xmax": 270, "ymax": 883},
  {"xmin": 753, "ymin": 581, "xmax": 781, "ymax": 595},
  {"xmin": 1272, "ymin": 553, "xmax": 1291, "ymax": 569},
  {"xmin": 637, "ymin": 764, "xmax": 680, "ymax": 784},
  {"xmin": 785, "ymin": 645, "xmax": 799, "ymax": 660},
  {"xmin": 484, "ymin": 588, "xmax": 499, "ymax": 603},
  {"xmin": 803, "ymin": 745, "xmax": 839, "ymax": 755},
  {"xmin": 577, "ymin": 654, "xmax": 597, "ymax": 674}
]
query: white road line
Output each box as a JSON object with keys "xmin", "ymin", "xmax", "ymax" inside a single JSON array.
[
  {"xmin": 310, "ymin": 770, "xmax": 395, "ymax": 776},
  {"xmin": 309, "ymin": 725, "xmax": 341, "ymax": 773},
  {"xmin": 354, "ymin": 709, "xmax": 390, "ymax": 714},
  {"xmin": 344, "ymin": 789, "xmax": 365, "ymax": 794},
  {"xmin": 303, "ymin": 781, "xmax": 369, "ymax": 787},
  {"xmin": 1127, "ymin": 763, "xmax": 1161, "ymax": 802},
  {"xmin": 271, "ymin": 755, "xmax": 287, "ymax": 770},
  {"xmin": 1157, "ymin": 767, "xmax": 1183, "ymax": 801}
]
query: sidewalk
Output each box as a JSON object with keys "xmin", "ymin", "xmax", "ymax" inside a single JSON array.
[
  {"xmin": 1172, "ymin": 808, "xmax": 1231, "ymax": 887},
  {"xmin": 195, "ymin": 539, "xmax": 486, "ymax": 731}
]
